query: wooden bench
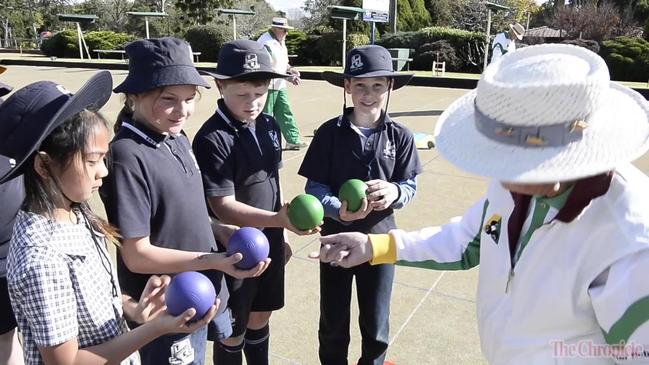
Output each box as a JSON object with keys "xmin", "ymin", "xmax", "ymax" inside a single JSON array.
[
  {"xmin": 94, "ymin": 49, "xmax": 201, "ymax": 62},
  {"xmin": 391, "ymin": 57, "xmax": 413, "ymax": 71},
  {"xmin": 94, "ymin": 49, "xmax": 126, "ymax": 60}
]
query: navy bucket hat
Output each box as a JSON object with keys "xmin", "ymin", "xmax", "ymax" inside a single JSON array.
[
  {"xmin": 0, "ymin": 65, "xmax": 13, "ymax": 100},
  {"xmin": 201, "ymin": 40, "xmax": 290, "ymax": 80},
  {"xmin": 322, "ymin": 45, "xmax": 413, "ymax": 90},
  {"xmin": 114, "ymin": 37, "xmax": 210, "ymax": 94},
  {"xmin": 0, "ymin": 71, "xmax": 113, "ymax": 183}
]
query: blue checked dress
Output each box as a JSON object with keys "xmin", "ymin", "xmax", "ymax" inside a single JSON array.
[{"xmin": 7, "ymin": 210, "xmax": 139, "ymax": 365}]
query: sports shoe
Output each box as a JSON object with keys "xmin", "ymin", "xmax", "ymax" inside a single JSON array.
[{"xmin": 285, "ymin": 141, "xmax": 309, "ymax": 150}]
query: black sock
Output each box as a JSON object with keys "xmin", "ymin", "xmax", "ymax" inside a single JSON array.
[
  {"xmin": 243, "ymin": 325, "xmax": 270, "ymax": 365},
  {"xmin": 213, "ymin": 341, "xmax": 243, "ymax": 365}
]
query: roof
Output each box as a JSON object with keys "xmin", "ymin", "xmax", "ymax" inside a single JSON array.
[
  {"xmin": 126, "ymin": 12, "xmax": 168, "ymax": 17},
  {"xmin": 217, "ymin": 9, "xmax": 255, "ymax": 15},
  {"xmin": 525, "ymin": 26, "xmax": 565, "ymax": 38}
]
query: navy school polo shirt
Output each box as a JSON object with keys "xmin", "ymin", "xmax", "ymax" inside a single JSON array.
[
  {"xmin": 0, "ymin": 176, "xmax": 24, "ymax": 246},
  {"xmin": 100, "ymin": 119, "xmax": 220, "ymax": 298},
  {"xmin": 192, "ymin": 99, "xmax": 284, "ymax": 253},
  {"xmin": 298, "ymin": 108, "xmax": 422, "ymax": 235}
]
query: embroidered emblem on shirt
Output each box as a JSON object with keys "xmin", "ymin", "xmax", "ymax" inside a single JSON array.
[
  {"xmin": 484, "ymin": 214, "xmax": 502, "ymax": 244},
  {"xmin": 269, "ymin": 129, "xmax": 281, "ymax": 151},
  {"xmin": 168, "ymin": 336, "xmax": 195, "ymax": 365},
  {"xmin": 243, "ymin": 54, "xmax": 260, "ymax": 70},
  {"xmin": 383, "ymin": 140, "xmax": 396, "ymax": 159},
  {"xmin": 349, "ymin": 54, "xmax": 364, "ymax": 72}
]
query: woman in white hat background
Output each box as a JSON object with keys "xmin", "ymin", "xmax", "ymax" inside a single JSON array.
[
  {"xmin": 490, "ymin": 22, "xmax": 525, "ymax": 64},
  {"xmin": 313, "ymin": 44, "xmax": 649, "ymax": 364},
  {"xmin": 256, "ymin": 17, "xmax": 308, "ymax": 150}
]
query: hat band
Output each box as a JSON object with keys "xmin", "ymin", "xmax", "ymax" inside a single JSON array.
[
  {"xmin": 474, "ymin": 101, "xmax": 587, "ymax": 147},
  {"xmin": 272, "ymin": 21, "xmax": 287, "ymax": 26}
]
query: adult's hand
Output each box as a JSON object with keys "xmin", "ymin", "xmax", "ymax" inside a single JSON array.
[{"xmin": 308, "ymin": 232, "xmax": 374, "ymax": 268}]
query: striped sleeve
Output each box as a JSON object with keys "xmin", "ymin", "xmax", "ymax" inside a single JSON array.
[
  {"xmin": 369, "ymin": 198, "xmax": 488, "ymax": 270},
  {"xmin": 590, "ymin": 249, "xmax": 649, "ymax": 361}
]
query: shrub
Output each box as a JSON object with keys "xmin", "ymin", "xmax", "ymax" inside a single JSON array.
[
  {"xmin": 302, "ymin": 32, "xmax": 369, "ymax": 66},
  {"xmin": 560, "ymin": 39, "xmax": 600, "ymax": 54},
  {"xmin": 600, "ymin": 36, "xmax": 649, "ymax": 81},
  {"xmin": 184, "ymin": 24, "xmax": 231, "ymax": 62},
  {"xmin": 40, "ymin": 30, "xmax": 133, "ymax": 58},
  {"xmin": 378, "ymin": 26, "xmax": 485, "ymax": 71},
  {"xmin": 413, "ymin": 40, "xmax": 462, "ymax": 71}
]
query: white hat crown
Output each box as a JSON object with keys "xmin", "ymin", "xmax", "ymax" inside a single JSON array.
[{"xmin": 476, "ymin": 44, "xmax": 610, "ymax": 128}]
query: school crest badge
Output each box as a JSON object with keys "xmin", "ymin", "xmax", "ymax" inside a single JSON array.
[
  {"xmin": 268, "ymin": 129, "xmax": 280, "ymax": 151},
  {"xmin": 382, "ymin": 139, "xmax": 396, "ymax": 159},
  {"xmin": 484, "ymin": 214, "xmax": 502, "ymax": 244},
  {"xmin": 349, "ymin": 54, "xmax": 364, "ymax": 72},
  {"xmin": 243, "ymin": 53, "xmax": 260, "ymax": 71}
]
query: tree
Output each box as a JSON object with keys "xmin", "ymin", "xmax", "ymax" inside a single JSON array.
[
  {"xmin": 426, "ymin": 0, "xmax": 454, "ymax": 26},
  {"xmin": 301, "ymin": 0, "xmax": 335, "ymax": 31},
  {"xmin": 174, "ymin": 0, "xmax": 234, "ymax": 25},
  {"xmin": 216, "ymin": 0, "xmax": 278, "ymax": 40},
  {"xmin": 551, "ymin": 1, "xmax": 623, "ymax": 41}
]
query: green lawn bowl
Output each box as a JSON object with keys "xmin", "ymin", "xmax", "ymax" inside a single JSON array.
[
  {"xmin": 288, "ymin": 194, "xmax": 324, "ymax": 231},
  {"xmin": 338, "ymin": 179, "xmax": 368, "ymax": 213}
]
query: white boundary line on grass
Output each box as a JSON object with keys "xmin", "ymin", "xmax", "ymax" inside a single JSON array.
[{"xmin": 389, "ymin": 271, "xmax": 446, "ymax": 346}]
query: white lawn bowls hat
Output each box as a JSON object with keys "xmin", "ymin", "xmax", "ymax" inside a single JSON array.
[{"xmin": 433, "ymin": 44, "xmax": 649, "ymax": 183}]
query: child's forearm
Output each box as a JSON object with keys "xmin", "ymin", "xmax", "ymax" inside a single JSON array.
[
  {"xmin": 210, "ymin": 196, "xmax": 282, "ymax": 228},
  {"xmin": 391, "ymin": 177, "xmax": 417, "ymax": 209},
  {"xmin": 305, "ymin": 179, "xmax": 348, "ymax": 223}
]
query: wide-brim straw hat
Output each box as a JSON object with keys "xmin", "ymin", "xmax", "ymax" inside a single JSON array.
[
  {"xmin": 270, "ymin": 17, "xmax": 294, "ymax": 30},
  {"xmin": 434, "ymin": 44, "xmax": 649, "ymax": 183}
]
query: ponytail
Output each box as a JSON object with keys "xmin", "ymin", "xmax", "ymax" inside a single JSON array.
[{"xmin": 114, "ymin": 98, "xmax": 133, "ymax": 133}]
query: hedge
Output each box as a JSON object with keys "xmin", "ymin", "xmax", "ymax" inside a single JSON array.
[
  {"xmin": 41, "ymin": 30, "xmax": 134, "ymax": 58},
  {"xmin": 184, "ymin": 24, "xmax": 231, "ymax": 62},
  {"xmin": 377, "ymin": 26, "xmax": 485, "ymax": 72},
  {"xmin": 600, "ymin": 36, "xmax": 649, "ymax": 82}
]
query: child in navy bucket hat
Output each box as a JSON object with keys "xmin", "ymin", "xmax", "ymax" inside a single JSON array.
[
  {"xmin": 193, "ymin": 39, "xmax": 321, "ymax": 365},
  {"xmin": 0, "ymin": 72, "xmax": 216, "ymax": 364},
  {"xmin": 101, "ymin": 37, "xmax": 270, "ymax": 365},
  {"xmin": 298, "ymin": 44, "xmax": 422, "ymax": 364}
]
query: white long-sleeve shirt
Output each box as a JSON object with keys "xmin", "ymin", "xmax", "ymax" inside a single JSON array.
[
  {"xmin": 372, "ymin": 163, "xmax": 649, "ymax": 364},
  {"xmin": 257, "ymin": 32, "xmax": 289, "ymax": 90}
]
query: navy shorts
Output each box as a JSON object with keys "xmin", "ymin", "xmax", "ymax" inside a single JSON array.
[
  {"xmin": 222, "ymin": 235, "xmax": 285, "ymax": 337},
  {"xmin": 0, "ymin": 276, "xmax": 17, "ymax": 335}
]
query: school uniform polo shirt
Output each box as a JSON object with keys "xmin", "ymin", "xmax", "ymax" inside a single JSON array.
[
  {"xmin": 192, "ymin": 99, "xmax": 284, "ymax": 248},
  {"xmin": 0, "ymin": 175, "xmax": 23, "ymax": 276},
  {"xmin": 298, "ymin": 108, "xmax": 422, "ymax": 235},
  {"xmin": 101, "ymin": 120, "xmax": 219, "ymax": 299}
]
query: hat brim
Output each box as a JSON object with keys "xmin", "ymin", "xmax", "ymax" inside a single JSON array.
[
  {"xmin": 434, "ymin": 82, "xmax": 649, "ymax": 183},
  {"xmin": 200, "ymin": 70, "xmax": 291, "ymax": 81},
  {"xmin": 0, "ymin": 71, "xmax": 113, "ymax": 183},
  {"xmin": 271, "ymin": 25, "xmax": 294, "ymax": 30},
  {"xmin": 0, "ymin": 155, "xmax": 14, "ymax": 180},
  {"xmin": 0, "ymin": 81, "xmax": 12, "ymax": 97},
  {"xmin": 509, "ymin": 25, "xmax": 524, "ymax": 40},
  {"xmin": 322, "ymin": 71, "xmax": 413, "ymax": 90},
  {"xmin": 114, "ymin": 65, "xmax": 210, "ymax": 94}
]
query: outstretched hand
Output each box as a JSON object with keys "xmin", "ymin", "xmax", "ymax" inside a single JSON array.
[
  {"xmin": 157, "ymin": 298, "xmax": 220, "ymax": 334},
  {"xmin": 211, "ymin": 252, "xmax": 272, "ymax": 279},
  {"xmin": 278, "ymin": 202, "xmax": 322, "ymax": 236},
  {"xmin": 339, "ymin": 199, "xmax": 373, "ymax": 222},
  {"xmin": 308, "ymin": 232, "xmax": 374, "ymax": 268}
]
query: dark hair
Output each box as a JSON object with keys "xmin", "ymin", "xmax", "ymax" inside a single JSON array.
[
  {"xmin": 23, "ymin": 109, "xmax": 120, "ymax": 244},
  {"xmin": 217, "ymin": 75, "xmax": 272, "ymax": 88}
]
